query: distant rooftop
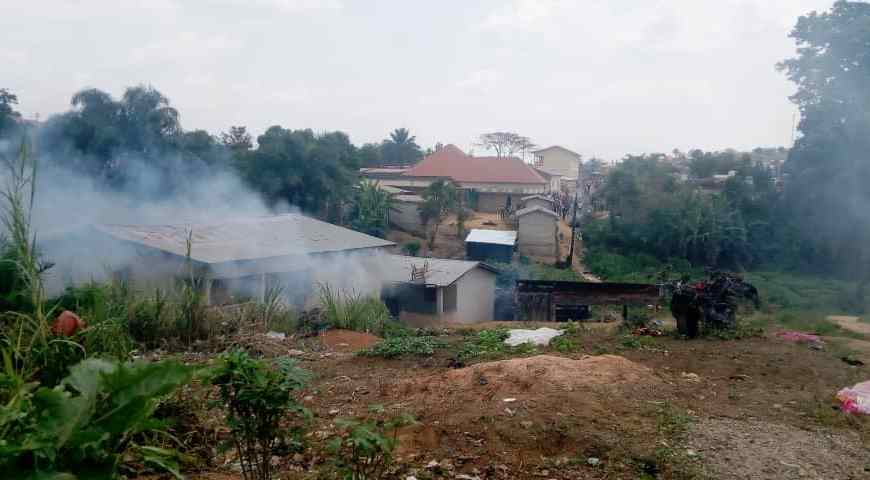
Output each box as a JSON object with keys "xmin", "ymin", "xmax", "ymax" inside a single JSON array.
[
  {"xmin": 376, "ymin": 254, "xmax": 496, "ymax": 287},
  {"xmin": 405, "ymin": 145, "xmax": 546, "ymax": 185},
  {"xmin": 94, "ymin": 214, "xmax": 394, "ymax": 264},
  {"xmin": 465, "ymin": 229, "xmax": 518, "ymax": 246},
  {"xmin": 516, "ymin": 205, "xmax": 559, "ymax": 218}
]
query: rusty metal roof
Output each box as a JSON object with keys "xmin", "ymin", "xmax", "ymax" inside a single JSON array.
[{"xmin": 94, "ymin": 214, "xmax": 394, "ymax": 264}]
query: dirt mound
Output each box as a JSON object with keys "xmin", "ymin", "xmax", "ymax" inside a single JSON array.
[
  {"xmin": 319, "ymin": 329, "xmax": 381, "ymax": 351},
  {"xmin": 400, "ymin": 354, "xmax": 657, "ymax": 400},
  {"xmin": 446, "ymin": 354, "xmax": 654, "ymax": 391}
]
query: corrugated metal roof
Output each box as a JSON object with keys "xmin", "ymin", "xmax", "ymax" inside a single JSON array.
[
  {"xmin": 516, "ymin": 205, "xmax": 559, "ymax": 218},
  {"xmin": 94, "ymin": 214, "xmax": 395, "ymax": 264},
  {"xmin": 378, "ymin": 184, "xmax": 410, "ymax": 195},
  {"xmin": 374, "ymin": 254, "xmax": 495, "ymax": 287},
  {"xmin": 393, "ymin": 194, "xmax": 423, "ymax": 203},
  {"xmin": 520, "ymin": 195, "xmax": 555, "ymax": 204},
  {"xmin": 465, "ymin": 229, "xmax": 517, "ymax": 246}
]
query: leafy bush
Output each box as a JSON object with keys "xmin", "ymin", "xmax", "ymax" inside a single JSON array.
[
  {"xmin": 319, "ymin": 284, "xmax": 391, "ymax": 335},
  {"xmin": 550, "ymin": 334, "xmax": 578, "ymax": 353},
  {"xmin": 328, "ymin": 413, "xmax": 415, "ymax": 480},
  {"xmin": 402, "ymin": 240, "xmax": 421, "ymax": 257},
  {"xmin": 455, "ymin": 329, "xmax": 537, "ymax": 360},
  {"xmin": 360, "ymin": 336, "xmax": 446, "ymax": 359},
  {"xmin": 0, "ymin": 355, "xmax": 196, "ymax": 479},
  {"xmin": 211, "ymin": 350, "xmax": 311, "ymax": 480}
]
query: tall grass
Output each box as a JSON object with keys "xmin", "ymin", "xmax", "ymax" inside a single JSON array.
[
  {"xmin": 0, "ymin": 138, "xmax": 61, "ymax": 382},
  {"xmin": 318, "ymin": 284, "xmax": 390, "ymax": 335}
]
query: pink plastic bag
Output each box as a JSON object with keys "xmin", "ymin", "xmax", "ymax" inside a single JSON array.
[
  {"xmin": 836, "ymin": 381, "xmax": 870, "ymax": 414},
  {"xmin": 775, "ymin": 331, "xmax": 821, "ymax": 343}
]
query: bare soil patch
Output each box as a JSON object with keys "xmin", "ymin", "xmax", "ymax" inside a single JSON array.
[
  {"xmin": 829, "ymin": 315, "xmax": 870, "ymax": 336},
  {"xmin": 688, "ymin": 417, "xmax": 868, "ymax": 479},
  {"xmin": 318, "ymin": 329, "xmax": 381, "ymax": 351}
]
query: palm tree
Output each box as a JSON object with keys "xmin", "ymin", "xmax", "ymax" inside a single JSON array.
[{"xmin": 382, "ymin": 128, "xmax": 423, "ymax": 166}]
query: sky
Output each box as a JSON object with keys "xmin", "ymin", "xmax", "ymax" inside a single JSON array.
[{"xmin": 0, "ymin": 0, "xmax": 836, "ymax": 161}]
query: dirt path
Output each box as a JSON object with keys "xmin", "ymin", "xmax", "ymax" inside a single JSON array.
[
  {"xmin": 688, "ymin": 418, "xmax": 867, "ymax": 479},
  {"xmin": 556, "ymin": 218, "xmax": 602, "ymax": 282},
  {"xmin": 829, "ymin": 315, "xmax": 870, "ymax": 336}
]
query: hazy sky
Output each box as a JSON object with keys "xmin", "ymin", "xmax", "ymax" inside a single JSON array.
[{"xmin": 1, "ymin": 0, "xmax": 835, "ymax": 160}]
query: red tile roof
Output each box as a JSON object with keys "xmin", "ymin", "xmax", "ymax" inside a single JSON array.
[{"xmin": 404, "ymin": 144, "xmax": 546, "ymax": 185}]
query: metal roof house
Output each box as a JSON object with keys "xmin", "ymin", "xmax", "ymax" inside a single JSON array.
[
  {"xmin": 465, "ymin": 229, "xmax": 517, "ymax": 263},
  {"xmin": 361, "ymin": 145, "xmax": 550, "ymax": 212},
  {"xmin": 84, "ymin": 214, "xmax": 395, "ymax": 306},
  {"xmin": 377, "ymin": 255, "xmax": 498, "ymax": 325}
]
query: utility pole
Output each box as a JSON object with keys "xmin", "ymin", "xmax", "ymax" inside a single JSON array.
[{"xmin": 566, "ymin": 158, "xmax": 583, "ymax": 267}]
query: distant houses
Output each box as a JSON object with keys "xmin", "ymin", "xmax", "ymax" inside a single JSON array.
[
  {"xmin": 533, "ymin": 145, "xmax": 583, "ymax": 187},
  {"xmin": 361, "ymin": 144, "xmax": 550, "ymax": 212}
]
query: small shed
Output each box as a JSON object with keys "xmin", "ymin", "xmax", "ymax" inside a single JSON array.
[
  {"xmin": 516, "ymin": 206, "xmax": 559, "ymax": 258},
  {"xmin": 378, "ymin": 255, "xmax": 498, "ymax": 326},
  {"xmin": 389, "ymin": 194, "xmax": 425, "ymax": 235},
  {"xmin": 520, "ymin": 195, "xmax": 556, "ymax": 212},
  {"xmin": 465, "ymin": 229, "xmax": 517, "ymax": 263}
]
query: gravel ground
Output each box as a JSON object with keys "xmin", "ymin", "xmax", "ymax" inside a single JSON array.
[{"xmin": 688, "ymin": 417, "xmax": 869, "ymax": 479}]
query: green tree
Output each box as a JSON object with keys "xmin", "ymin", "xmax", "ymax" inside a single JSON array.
[
  {"xmin": 477, "ymin": 131, "xmax": 535, "ymax": 158},
  {"xmin": 419, "ymin": 180, "xmax": 458, "ymax": 248},
  {"xmin": 0, "ymin": 88, "xmax": 22, "ymax": 137},
  {"xmin": 221, "ymin": 125, "xmax": 253, "ymax": 153},
  {"xmin": 381, "ymin": 128, "xmax": 422, "ymax": 166},
  {"xmin": 241, "ymin": 127, "xmax": 359, "ymax": 218},
  {"xmin": 777, "ymin": 1, "xmax": 870, "ymax": 280},
  {"xmin": 38, "ymin": 85, "xmax": 193, "ymax": 192},
  {"xmin": 348, "ymin": 180, "xmax": 393, "ymax": 238}
]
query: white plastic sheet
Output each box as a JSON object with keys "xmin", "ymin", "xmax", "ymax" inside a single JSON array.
[{"xmin": 504, "ymin": 327, "xmax": 564, "ymax": 346}]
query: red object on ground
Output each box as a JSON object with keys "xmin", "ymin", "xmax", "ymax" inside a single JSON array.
[
  {"xmin": 775, "ymin": 331, "xmax": 821, "ymax": 343},
  {"xmin": 52, "ymin": 310, "xmax": 86, "ymax": 337}
]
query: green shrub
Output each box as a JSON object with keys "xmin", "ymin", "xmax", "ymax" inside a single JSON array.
[
  {"xmin": 319, "ymin": 284, "xmax": 391, "ymax": 335},
  {"xmin": 328, "ymin": 413, "xmax": 415, "ymax": 480},
  {"xmin": 360, "ymin": 336, "xmax": 446, "ymax": 359},
  {"xmin": 0, "ymin": 354, "xmax": 196, "ymax": 479},
  {"xmin": 550, "ymin": 334, "xmax": 578, "ymax": 353},
  {"xmin": 211, "ymin": 350, "xmax": 311, "ymax": 480},
  {"xmin": 402, "ymin": 240, "xmax": 421, "ymax": 257},
  {"xmin": 455, "ymin": 329, "xmax": 537, "ymax": 360}
]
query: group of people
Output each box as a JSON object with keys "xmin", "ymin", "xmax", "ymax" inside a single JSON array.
[{"xmin": 550, "ymin": 190, "xmax": 573, "ymax": 220}]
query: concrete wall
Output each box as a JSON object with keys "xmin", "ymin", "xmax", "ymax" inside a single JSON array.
[
  {"xmin": 537, "ymin": 149, "xmax": 581, "ymax": 179},
  {"xmin": 478, "ymin": 192, "xmax": 525, "ymax": 212},
  {"xmin": 390, "ymin": 200, "xmax": 424, "ymax": 234},
  {"xmin": 453, "ymin": 267, "xmax": 496, "ymax": 323},
  {"xmin": 523, "ymin": 198, "xmax": 554, "ymax": 211},
  {"xmin": 518, "ymin": 211, "xmax": 558, "ymax": 257}
]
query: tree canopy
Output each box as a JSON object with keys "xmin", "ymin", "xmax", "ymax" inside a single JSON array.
[
  {"xmin": 380, "ymin": 128, "xmax": 423, "ymax": 166},
  {"xmin": 477, "ymin": 131, "xmax": 535, "ymax": 158},
  {"xmin": 777, "ymin": 0, "xmax": 870, "ymax": 277},
  {"xmin": 0, "ymin": 88, "xmax": 21, "ymax": 137},
  {"xmin": 238, "ymin": 126, "xmax": 359, "ymax": 219}
]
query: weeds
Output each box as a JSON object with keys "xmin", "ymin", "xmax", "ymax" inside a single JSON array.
[
  {"xmin": 211, "ymin": 350, "xmax": 311, "ymax": 480},
  {"xmin": 360, "ymin": 336, "xmax": 447, "ymax": 359},
  {"xmin": 455, "ymin": 329, "xmax": 537, "ymax": 360},
  {"xmin": 319, "ymin": 284, "xmax": 391, "ymax": 335},
  {"xmin": 328, "ymin": 412, "xmax": 415, "ymax": 480}
]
